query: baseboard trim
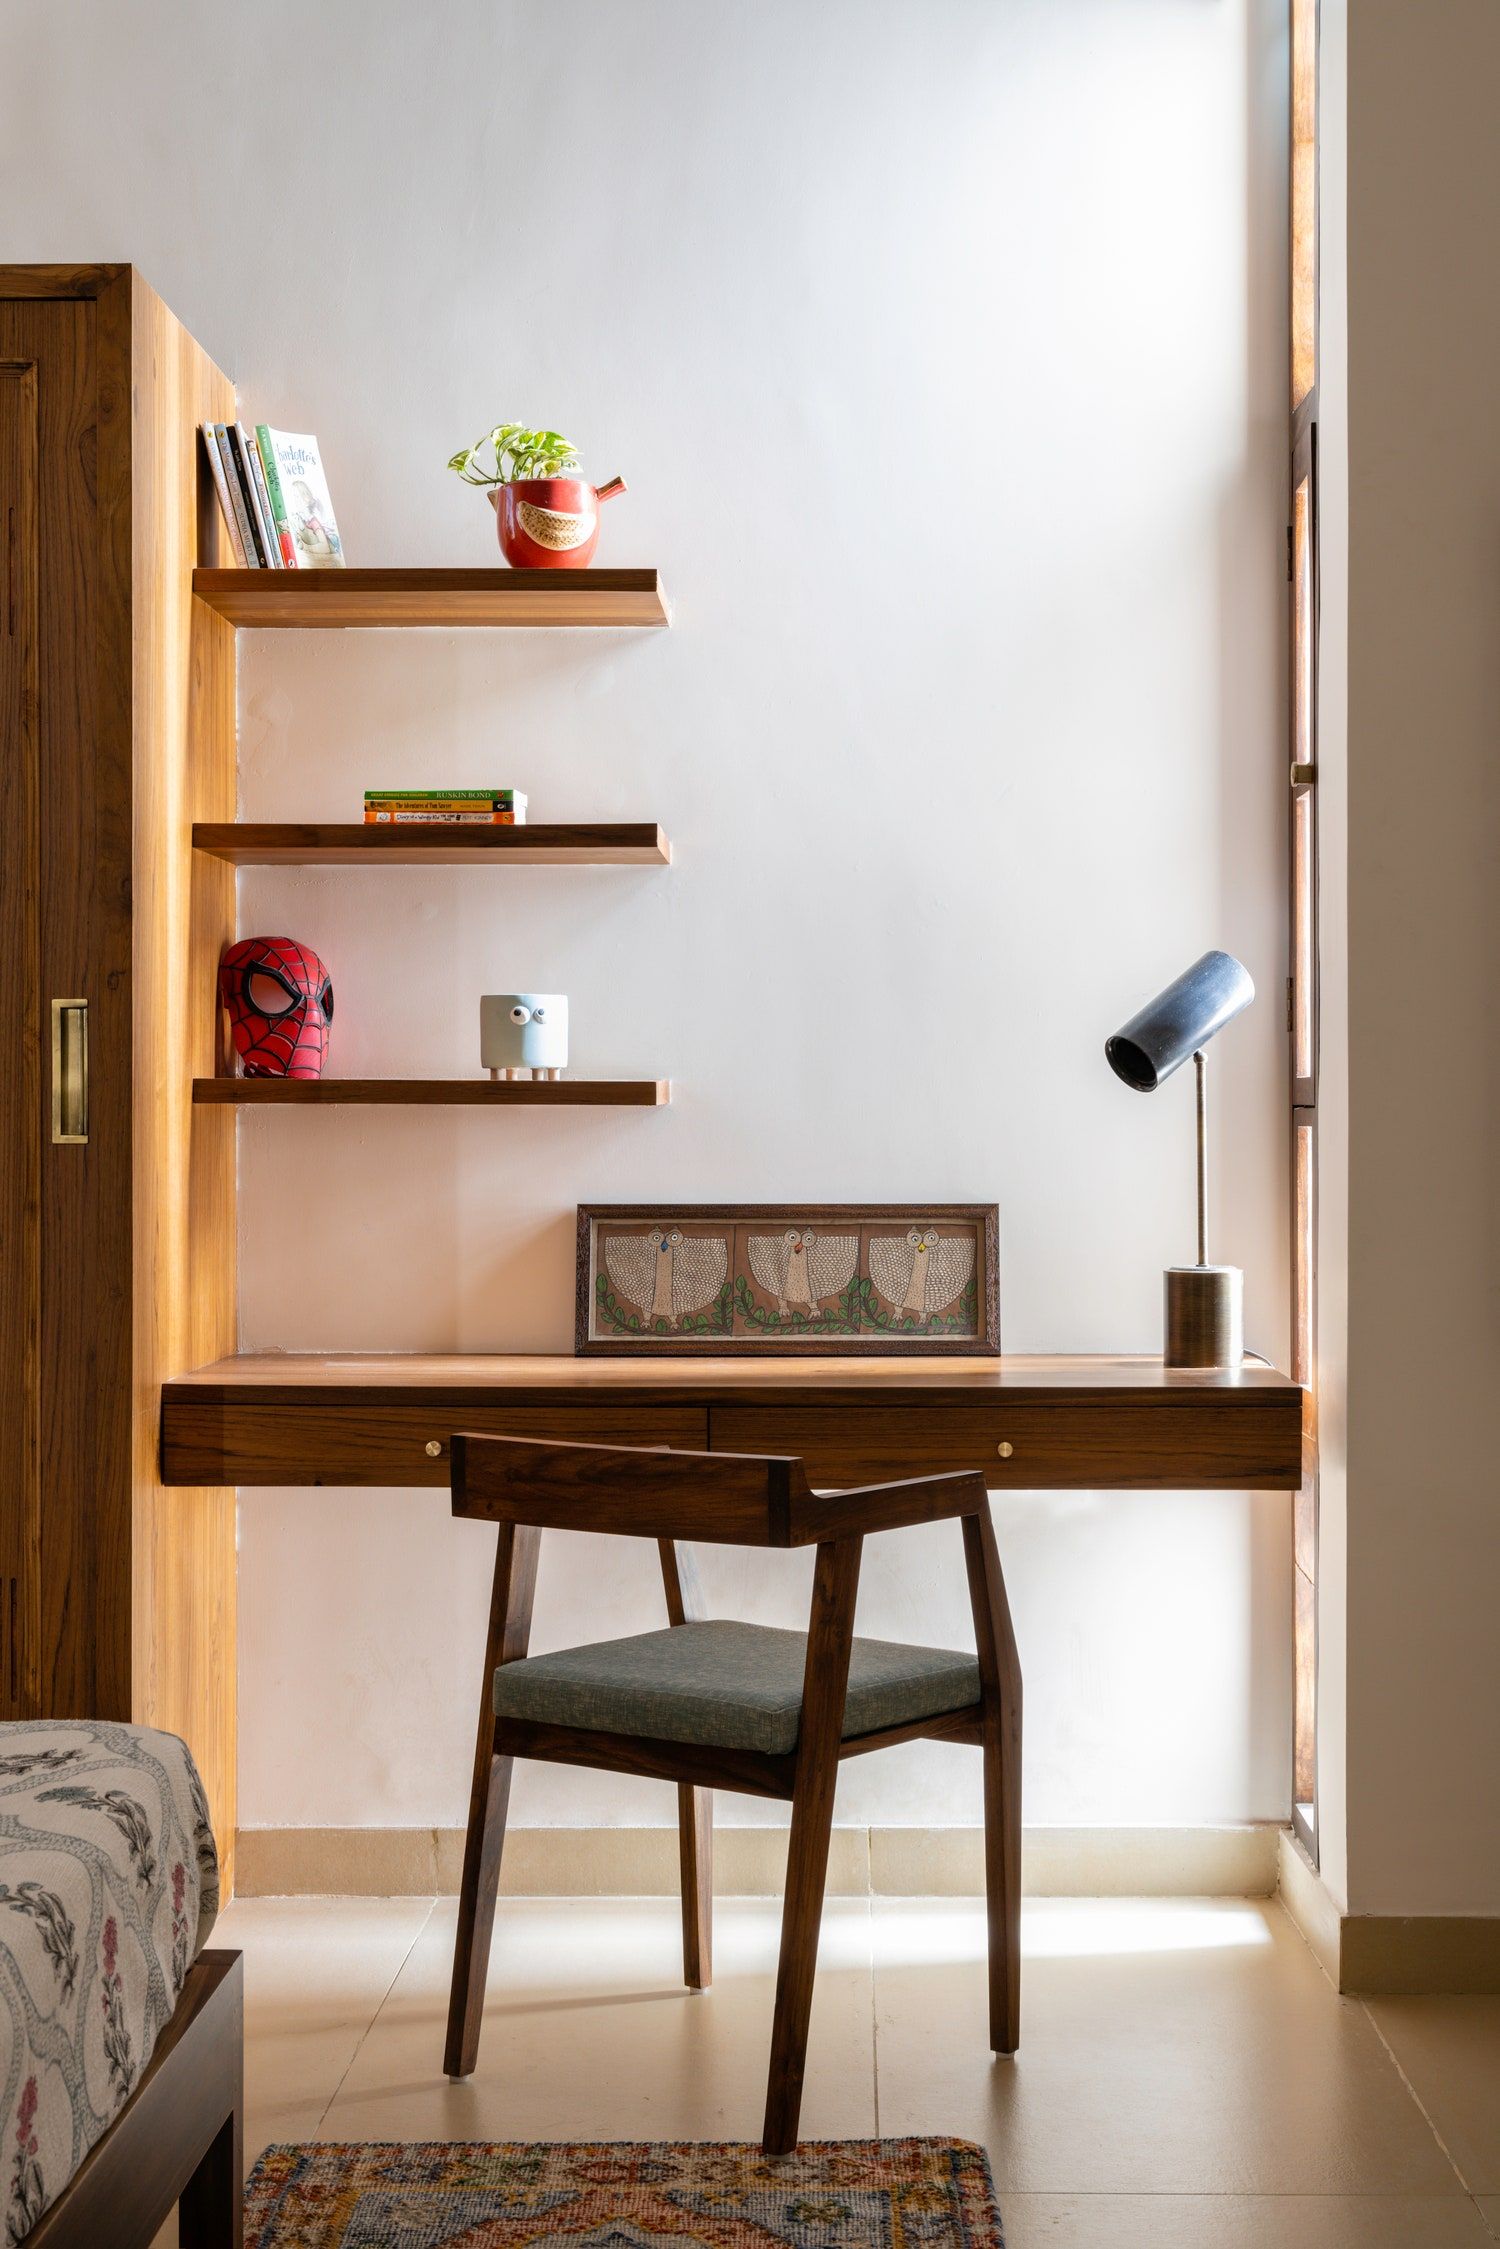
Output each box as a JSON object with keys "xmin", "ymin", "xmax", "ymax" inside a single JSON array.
[
  {"xmin": 235, "ymin": 1821, "xmax": 1279, "ymax": 1901},
  {"xmin": 1276, "ymin": 1830, "xmax": 1500, "ymax": 1994},
  {"xmin": 1276, "ymin": 1826, "xmax": 1342, "ymax": 1981}
]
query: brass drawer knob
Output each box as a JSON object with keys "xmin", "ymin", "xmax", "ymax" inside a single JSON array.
[
  {"xmin": 425, "ymin": 1440, "xmax": 443, "ymax": 1458},
  {"xmin": 996, "ymin": 1441, "xmax": 1014, "ymax": 1459}
]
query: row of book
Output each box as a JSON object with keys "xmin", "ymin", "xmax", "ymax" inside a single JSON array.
[
  {"xmin": 202, "ymin": 423, "xmax": 345, "ymax": 570},
  {"xmin": 363, "ymin": 790, "xmax": 528, "ymax": 826}
]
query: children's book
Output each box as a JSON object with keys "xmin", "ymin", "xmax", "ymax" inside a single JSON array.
[
  {"xmin": 255, "ymin": 427, "xmax": 345, "ymax": 568},
  {"xmin": 363, "ymin": 789, "xmax": 527, "ymax": 825},
  {"xmin": 235, "ymin": 424, "xmax": 283, "ymax": 567},
  {"xmin": 201, "ymin": 425, "xmax": 247, "ymax": 565},
  {"xmin": 229, "ymin": 425, "xmax": 274, "ymax": 565},
  {"xmin": 212, "ymin": 424, "xmax": 260, "ymax": 565}
]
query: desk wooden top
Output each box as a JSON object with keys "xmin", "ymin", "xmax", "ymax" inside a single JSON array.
[{"xmin": 167, "ymin": 1350, "xmax": 1300, "ymax": 1404}]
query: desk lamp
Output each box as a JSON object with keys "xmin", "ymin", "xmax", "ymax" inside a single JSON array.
[{"xmin": 1105, "ymin": 949, "xmax": 1255, "ymax": 1368}]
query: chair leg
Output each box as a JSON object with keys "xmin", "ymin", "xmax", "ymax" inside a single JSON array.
[
  {"xmin": 762, "ymin": 1536, "xmax": 861, "ymax": 2156},
  {"xmin": 963, "ymin": 1505, "xmax": 1023, "ymax": 2053},
  {"xmin": 678, "ymin": 1783, "xmax": 713, "ymax": 1990},
  {"xmin": 445, "ymin": 1523, "xmax": 540, "ymax": 2078},
  {"xmin": 178, "ymin": 2106, "xmax": 242, "ymax": 2249},
  {"xmin": 445, "ymin": 1745, "xmax": 520, "ymax": 2077}
]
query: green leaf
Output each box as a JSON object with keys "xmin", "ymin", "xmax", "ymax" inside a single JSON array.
[{"xmin": 450, "ymin": 418, "xmax": 582, "ymax": 486}]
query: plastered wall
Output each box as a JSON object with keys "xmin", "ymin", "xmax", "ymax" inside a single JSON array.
[{"xmin": 0, "ymin": 0, "xmax": 1292, "ymax": 1836}]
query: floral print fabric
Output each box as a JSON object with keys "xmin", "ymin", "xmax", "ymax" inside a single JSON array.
[{"xmin": 0, "ymin": 1721, "xmax": 218, "ymax": 2242}]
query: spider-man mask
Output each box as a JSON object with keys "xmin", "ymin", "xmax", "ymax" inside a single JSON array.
[{"xmin": 220, "ymin": 936, "xmax": 334, "ymax": 1079}]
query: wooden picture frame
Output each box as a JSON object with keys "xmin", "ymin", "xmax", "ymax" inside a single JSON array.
[{"xmin": 575, "ymin": 1204, "xmax": 999, "ymax": 1356}]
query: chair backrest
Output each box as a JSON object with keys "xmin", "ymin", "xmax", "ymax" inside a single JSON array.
[{"xmin": 450, "ymin": 1432, "xmax": 815, "ymax": 1548}]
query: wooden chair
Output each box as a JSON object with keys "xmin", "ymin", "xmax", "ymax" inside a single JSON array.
[{"xmin": 443, "ymin": 1434, "xmax": 1022, "ymax": 2154}]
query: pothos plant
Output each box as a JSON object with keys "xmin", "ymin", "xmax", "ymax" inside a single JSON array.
[{"xmin": 447, "ymin": 423, "xmax": 582, "ymax": 487}]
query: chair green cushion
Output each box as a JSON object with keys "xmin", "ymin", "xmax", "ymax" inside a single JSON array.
[{"xmin": 492, "ymin": 1619, "xmax": 981, "ymax": 1755}]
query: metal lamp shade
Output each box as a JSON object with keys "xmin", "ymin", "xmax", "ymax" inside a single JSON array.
[
  {"xmin": 1105, "ymin": 950, "xmax": 1255, "ymax": 1094},
  {"xmin": 1104, "ymin": 948, "xmax": 1255, "ymax": 1371}
]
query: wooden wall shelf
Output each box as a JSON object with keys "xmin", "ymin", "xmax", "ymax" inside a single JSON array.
[
  {"xmin": 192, "ymin": 821, "xmax": 671, "ymax": 866},
  {"xmin": 193, "ymin": 1078, "xmax": 669, "ymax": 1107},
  {"xmin": 192, "ymin": 567, "xmax": 669, "ymax": 629}
]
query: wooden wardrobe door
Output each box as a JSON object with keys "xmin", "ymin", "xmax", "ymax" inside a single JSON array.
[
  {"xmin": 0, "ymin": 343, "xmax": 41, "ymax": 1717},
  {"xmin": 0, "ymin": 294, "xmax": 133, "ymax": 1722}
]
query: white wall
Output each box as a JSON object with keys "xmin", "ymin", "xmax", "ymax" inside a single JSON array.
[
  {"xmin": 0, "ymin": 0, "xmax": 1291, "ymax": 1835},
  {"xmin": 1334, "ymin": 0, "xmax": 1500, "ymax": 1920}
]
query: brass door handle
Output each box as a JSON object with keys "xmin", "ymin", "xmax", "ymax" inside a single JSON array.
[
  {"xmin": 51, "ymin": 999, "xmax": 88, "ymax": 1144},
  {"xmin": 996, "ymin": 1441, "xmax": 1014, "ymax": 1459},
  {"xmin": 425, "ymin": 1440, "xmax": 443, "ymax": 1458}
]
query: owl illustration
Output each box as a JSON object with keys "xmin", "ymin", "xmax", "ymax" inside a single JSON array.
[
  {"xmin": 603, "ymin": 1227, "xmax": 729, "ymax": 1325},
  {"xmin": 747, "ymin": 1228, "xmax": 859, "ymax": 1320},
  {"xmin": 868, "ymin": 1226, "xmax": 975, "ymax": 1324}
]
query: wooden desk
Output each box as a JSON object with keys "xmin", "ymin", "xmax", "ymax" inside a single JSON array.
[{"xmin": 160, "ymin": 1353, "xmax": 1305, "ymax": 1491}]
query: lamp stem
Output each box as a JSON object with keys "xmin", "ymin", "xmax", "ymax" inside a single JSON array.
[{"xmin": 1194, "ymin": 1049, "xmax": 1208, "ymax": 1267}]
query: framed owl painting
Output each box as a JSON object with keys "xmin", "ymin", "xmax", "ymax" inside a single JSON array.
[{"xmin": 575, "ymin": 1204, "xmax": 999, "ymax": 1356}]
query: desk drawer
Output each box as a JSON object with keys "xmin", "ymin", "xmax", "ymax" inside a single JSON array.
[
  {"xmin": 162, "ymin": 1399, "xmax": 709, "ymax": 1486},
  {"xmin": 710, "ymin": 1397, "xmax": 1301, "ymax": 1490}
]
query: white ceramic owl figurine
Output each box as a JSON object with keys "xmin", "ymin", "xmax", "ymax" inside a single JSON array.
[{"xmin": 481, "ymin": 993, "xmax": 569, "ymax": 1080}]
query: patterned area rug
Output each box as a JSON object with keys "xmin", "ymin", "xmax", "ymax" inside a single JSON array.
[{"xmin": 244, "ymin": 2137, "xmax": 1004, "ymax": 2248}]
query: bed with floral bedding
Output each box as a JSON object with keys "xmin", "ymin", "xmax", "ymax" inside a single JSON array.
[{"xmin": 0, "ymin": 1719, "xmax": 219, "ymax": 2243}]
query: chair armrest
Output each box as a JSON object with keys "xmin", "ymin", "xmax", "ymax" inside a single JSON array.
[{"xmin": 792, "ymin": 1468, "xmax": 991, "ymax": 1545}]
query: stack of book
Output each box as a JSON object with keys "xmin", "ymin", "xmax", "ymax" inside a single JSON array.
[
  {"xmin": 363, "ymin": 790, "xmax": 528, "ymax": 826},
  {"xmin": 202, "ymin": 424, "xmax": 344, "ymax": 569}
]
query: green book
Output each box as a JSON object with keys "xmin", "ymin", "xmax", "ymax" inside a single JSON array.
[{"xmin": 253, "ymin": 425, "xmax": 295, "ymax": 567}]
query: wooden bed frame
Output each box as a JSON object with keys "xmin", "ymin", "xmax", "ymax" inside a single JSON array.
[{"xmin": 27, "ymin": 1950, "xmax": 242, "ymax": 2249}]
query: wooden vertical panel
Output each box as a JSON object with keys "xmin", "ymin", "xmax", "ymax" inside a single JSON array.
[
  {"xmin": 0, "ymin": 291, "xmax": 129, "ymax": 1722},
  {"xmin": 1294, "ymin": 1558, "xmax": 1316, "ymax": 1807},
  {"xmin": 1288, "ymin": 0, "xmax": 1321, "ymax": 1854},
  {"xmin": 1292, "ymin": 1120, "xmax": 1317, "ymax": 1814},
  {"xmin": 1291, "ymin": 0, "xmax": 1318, "ymax": 410},
  {"xmin": 0, "ymin": 267, "xmax": 238, "ymax": 1883},
  {"xmin": 1289, "ymin": 422, "xmax": 1319, "ymax": 1112},
  {"xmin": 1289, "ymin": 417, "xmax": 1319, "ymax": 1849},
  {"xmin": 0, "ymin": 355, "xmax": 41, "ymax": 1718},
  {"xmin": 1292, "ymin": 1119, "xmax": 1315, "ymax": 1390},
  {"xmin": 126, "ymin": 272, "xmax": 239, "ymax": 1889}
]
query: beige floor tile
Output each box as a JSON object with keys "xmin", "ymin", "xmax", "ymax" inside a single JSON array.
[
  {"xmin": 871, "ymin": 1898, "xmax": 1461, "ymax": 2195},
  {"xmin": 217, "ymin": 1894, "xmax": 436, "ymax": 2154},
  {"xmin": 1364, "ymin": 1999, "xmax": 1500, "ymax": 2194},
  {"xmin": 321, "ymin": 1896, "xmax": 876, "ymax": 2147},
  {"xmin": 153, "ymin": 1898, "xmax": 435, "ymax": 2249},
  {"xmin": 999, "ymin": 2193, "xmax": 1495, "ymax": 2248}
]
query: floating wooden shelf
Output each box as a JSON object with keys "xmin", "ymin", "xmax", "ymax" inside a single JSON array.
[
  {"xmin": 192, "ymin": 821, "xmax": 671, "ymax": 867},
  {"xmin": 192, "ymin": 567, "xmax": 669, "ymax": 629},
  {"xmin": 193, "ymin": 1078, "xmax": 669, "ymax": 1107}
]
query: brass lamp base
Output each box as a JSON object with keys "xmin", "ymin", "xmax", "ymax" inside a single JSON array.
[{"xmin": 1164, "ymin": 1264, "xmax": 1243, "ymax": 1370}]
